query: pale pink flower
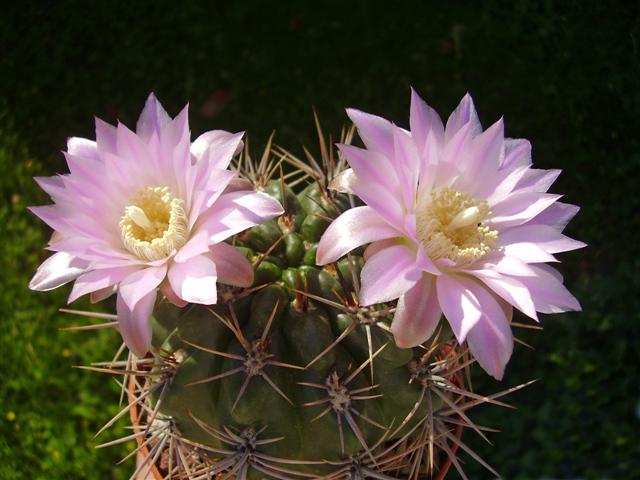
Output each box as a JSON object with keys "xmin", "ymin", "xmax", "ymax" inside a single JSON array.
[
  {"xmin": 317, "ymin": 89, "xmax": 585, "ymax": 379},
  {"xmin": 30, "ymin": 94, "xmax": 283, "ymax": 356}
]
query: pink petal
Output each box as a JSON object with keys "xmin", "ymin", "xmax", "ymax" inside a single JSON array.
[
  {"xmin": 445, "ymin": 93, "xmax": 482, "ymax": 142},
  {"xmin": 460, "ymin": 118, "xmax": 504, "ymax": 187},
  {"xmin": 29, "ymin": 252, "xmax": 88, "ymax": 291},
  {"xmin": 410, "ymin": 87, "xmax": 444, "ymax": 151},
  {"xmin": 198, "ymin": 190, "xmax": 284, "ymax": 244},
  {"xmin": 487, "ymin": 254, "xmax": 537, "ymax": 277},
  {"xmin": 168, "ymin": 254, "xmax": 217, "ymax": 304},
  {"xmin": 501, "ymin": 138, "xmax": 532, "ymax": 169},
  {"xmin": 188, "ymin": 169, "xmax": 237, "ymax": 229},
  {"xmin": 536, "ymin": 263, "xmax": 564, "ymax": 282},
  {"xmin": 328, "ymin": 168, "xmax": 359, "ymax": 194},
  {"xmin": 350, "ymin": 184, "xmax": 406, "ymax": 233},
  {"xmin": 515, "ymin": 264, "xmax": 582, "ymax": 314},
  {"xmin": 485, "ymin": 165, "xmax": 530, "ymax": 206},
  {"xmin": 115, "ymin": 123, "xmax": 155, "ymax": 184},
  {"xmin": 317, "ymin": 206, "xmax": 400, "ymax": 265},
  {"xmin": 513, "ymin": 168, "xmax": 561, "ymax": 193},
  {"xmin": 67, "ymin": 137, "xmax": 99, "ymax": 160},
  {"xmin": 489, "ymin": 192, "xmax": 562, "ymax": 229},
  {"xmin": 174, "ymin": 230, "xmax": 211, "ymax": 263},
  {"xmin": 35, "ymin": 176, "xmax": 69, "ymax": 204},
  {"xmin": 392, "ymin": 126, "xmax": 421, "ymax": 208},
  {"xmin": 359, "ymin": 244, "xmax": 421, "ymax": 306},
  {"xmin": 337, "ymin": 144, "xmax": 399, "ymax": 190},
  {"xmin": 346, "ymin": 108, "xmax": 395, "ymax": 157},
  {"xmin": 95, "ymin": 118, "xmax": 117, "ymax": 155},
  {"xmin": 391, "ymin": 275, "xmax": 442, "ymax": 348},
  {"xmin": 208, "ymin": 242, "xmax": 254, "ymax": 287},
  {"xmin": 442, "ymin": 120, "xmax": 475, "ymax": 166},
  {"xmin": 415, "ymin": 243, "xmax": 441, "ymax": 275},
  {"xmin": 160, "ymin": 282, "xmax": 189, "ymax": 308},
  {"xmin": 500, "ymin": 242, "xmax": 558, "ymax": 264},
  {"xmin": 224, "ymin": 177, "xmax": 254, "ymax": 193},
  {"xmin": 192, "ymin": 131, "xmax": 244, "ymax": 169},
  {"xmin": 90, "ymin": 286, "xmax": 117, "ymax": 303},
  {"xmin": 118, "ymin": 265, "xmax": 167, "ymax": 310},
  {"xmin": 363, "ymin": 239, "xmax": 400, "ymax": 261},
  {"xmin": 528, "ymin": 202, "xmax": 580, "ymax": 231},
  {"xmin": 117, "ymin": 290, "xmax": 156, "ymax": 357},
  {"xmin": 466, "ymin": 294, "xmax": 514, "ymax": 380},
  {"xmin": 136, "ymin": 93, "xmax": 171, "ymax": 141},
  {"xmin": 435, "ymin": 275, "xmax": 482, "ymax": 342},
  {"xmin": 466, "ymin": 269, "xmax": 538, "ymax": 321},
  {"xmin": 68, "ymin": 266, "xmax": 140, "ymax": 303},
  {"xmin": 498, "ymin": 224, "xmax": 586, "ymax": 255}
]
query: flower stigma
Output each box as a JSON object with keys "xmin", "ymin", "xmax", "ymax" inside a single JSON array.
[
  {"xmin": 415, "ymin": 187, "xmax": 497, "ymax": 267},
  {"xmin": 119, "ymin": 186, "xmax": 188, "ymax": 261}
]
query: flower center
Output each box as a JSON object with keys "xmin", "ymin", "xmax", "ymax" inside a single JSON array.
[
  {"xmin": 119, "ymin": 186, "xmax": 188, "ymax": 261},
  {"xmin": 415, "ymin": 187, "xmax": 497, "ymax": 267}
]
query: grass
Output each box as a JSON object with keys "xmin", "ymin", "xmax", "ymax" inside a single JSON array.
[{"xmin": 1, "ymin": 1, "xmax": 639, "ymax": 478}]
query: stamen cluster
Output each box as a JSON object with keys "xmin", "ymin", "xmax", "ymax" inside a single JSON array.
[
  {"xmin": 416, "ymin": 187, "xmax": 497, "ymax": 267},
  {"xmin": 119, "ymin": 186, "xmax": 188, "ymax": 261}
]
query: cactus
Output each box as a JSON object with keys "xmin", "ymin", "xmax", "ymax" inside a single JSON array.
[{"xmin": 75, "ymin": 125, "xmax": 530, "ymax": 480}]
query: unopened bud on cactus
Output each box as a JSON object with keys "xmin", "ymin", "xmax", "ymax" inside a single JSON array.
[{"xmin": 29, "ymin": 90, "xmax": 584, "ymax": 479}]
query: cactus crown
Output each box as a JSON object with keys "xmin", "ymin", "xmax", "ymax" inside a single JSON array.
[{"xmin": 71, "ymin": 119, "xmax": 531, "ymax": 480}]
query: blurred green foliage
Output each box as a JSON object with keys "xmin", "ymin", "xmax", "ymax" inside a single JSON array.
[{"xmin": 1, "ymin": 1, "xmax": 638, "ymax": 478}]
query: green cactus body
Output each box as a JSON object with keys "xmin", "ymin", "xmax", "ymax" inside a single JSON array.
[{"xmin": 149, "ymin": 181, "xmax": 443, "ymax": 477}]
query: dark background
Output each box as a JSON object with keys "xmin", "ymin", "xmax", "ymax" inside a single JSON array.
[{"xmin": 1, "ymin": 1, "xmax": 639, "ymax": 478}]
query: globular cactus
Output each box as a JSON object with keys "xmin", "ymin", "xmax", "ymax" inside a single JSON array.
[
  {"xmin": 30, "ymin": 91, "xmax": 583, "ymax": 479},
  {"xmin": 89, "ymin": 129, "xmax": 522, "ymax": 480}
]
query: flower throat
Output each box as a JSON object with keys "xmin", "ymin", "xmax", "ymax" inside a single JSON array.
[
  {"xmin": 415, "ymin": 187, "xmax": 497, "ymax": 267},
  {"xmin": 119, "ymin": 186, "xmax": 188, "ymax": 261}
]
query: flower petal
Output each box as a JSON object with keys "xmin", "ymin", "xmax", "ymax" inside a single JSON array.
[
  {"xmin": 118, "ymin": 265, "xmax": 167, "ymax": 310},
  {"xmin": 67, "ymin": 137, "xmax": 99, "ymax": 160},
  {"xmin": 117, "ymin": 290, "xmax": 156, "ymax": 357},
  {"xmin": 208, "ymin": 242, "xmax": 253, "ymax": 287},
  {"xmin": 168, "ymin": 255, "xmax": 217, "ymax": 304},
  {"xmin": 193, "ymin": 131, "xmax": 244, "ymax": 170},
  {"xmin": 445, "ymin": 93, "xmax": 482, "ymax": 142},
  {"xmin": 160, "ymin": 282, "xmax": 188, "ymax": 308},
  {"xmin": 528, "ymin": 202, "xmax": 580, "ymax": 231},
  {"xmin": 174, "ymin": 230, "xmax": 211, "ymax": 263},
  {"xmin": 515, "ymin": 264, "xmax": 582, "ymax": 314},
  {"xmin": 498, "ymin": 224, "xmax": 586, "ymax": 256},
  {"xmin": 501, "ymin": 138, "xmax": 532, "ymax": 169},
  {"xmin": 198, "ymin": 191, "xmax": 284, "ymax": 244},
  {"xmin": 328, "ymin": 168, "xmax": 359, "ymax": 194},
  {"xmin": 435, "ymin": 274, "xmax": 482, "ymax": 342},
  {"xmin": 489, "ymin": 192, "xmax": 562, "ymax": 229},
  {"xmin": 346, "ymin": 108, "xmax": 395, "ymax": 157},
  {"xmin": 410, "ymin": 87, "xmax": 444, "ymax": 151},
  {"xmin": 68, "ymin": 266, "xmax": 140, "ymax": 303},
  {"xmin": 359, "ymin": 244, "xmax": 421, "ymax": 306},
  {"xmin": 513, "ymin": 168, "xmax": 561, "ymax": 194},
  {"xmin": 29, "ymin": 252, "xmax": 88, "ymax": 291},
  {"xmin": 465, "ymin": 269, "xmax": 537, "ymax": 321},
  {"xmin": 391, "ymin": 274, "xmax": 442, "ymax": 348},
  {"xmin": 466, "ymin": 295, "xmax": 514, "ymax": 380},
  {"xmin": 392, "ymin": 126, "xmax": 421, "ymax": 208},
  {"xmin": 317, "ymin": 206, "xmax": 400, "ymax": 265},
  {"xmin": 136, "ymin": 93, "xmax": 171, "ymax": 141}
]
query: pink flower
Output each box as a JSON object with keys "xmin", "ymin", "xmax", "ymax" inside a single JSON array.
[
  {"xmin": 317, "ymin": 89, "xmax": 585, "ymax": 379},
  {"xmin": 30, "ymin": 94, "xmax": 283, "ymax": 356}
]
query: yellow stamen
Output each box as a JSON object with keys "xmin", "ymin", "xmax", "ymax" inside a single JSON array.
[
  {"xmin": 416, "ymin": 187, "xmax": 497, "ymax": 267},
  {"xmin": 119, "ymin": 186, "xmax": 188, "ymax": 261}
]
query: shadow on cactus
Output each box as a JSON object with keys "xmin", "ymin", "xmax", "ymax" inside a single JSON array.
[{"xmin": 30, "ymin": 92, "xmax": 584, "ymax": 479}]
